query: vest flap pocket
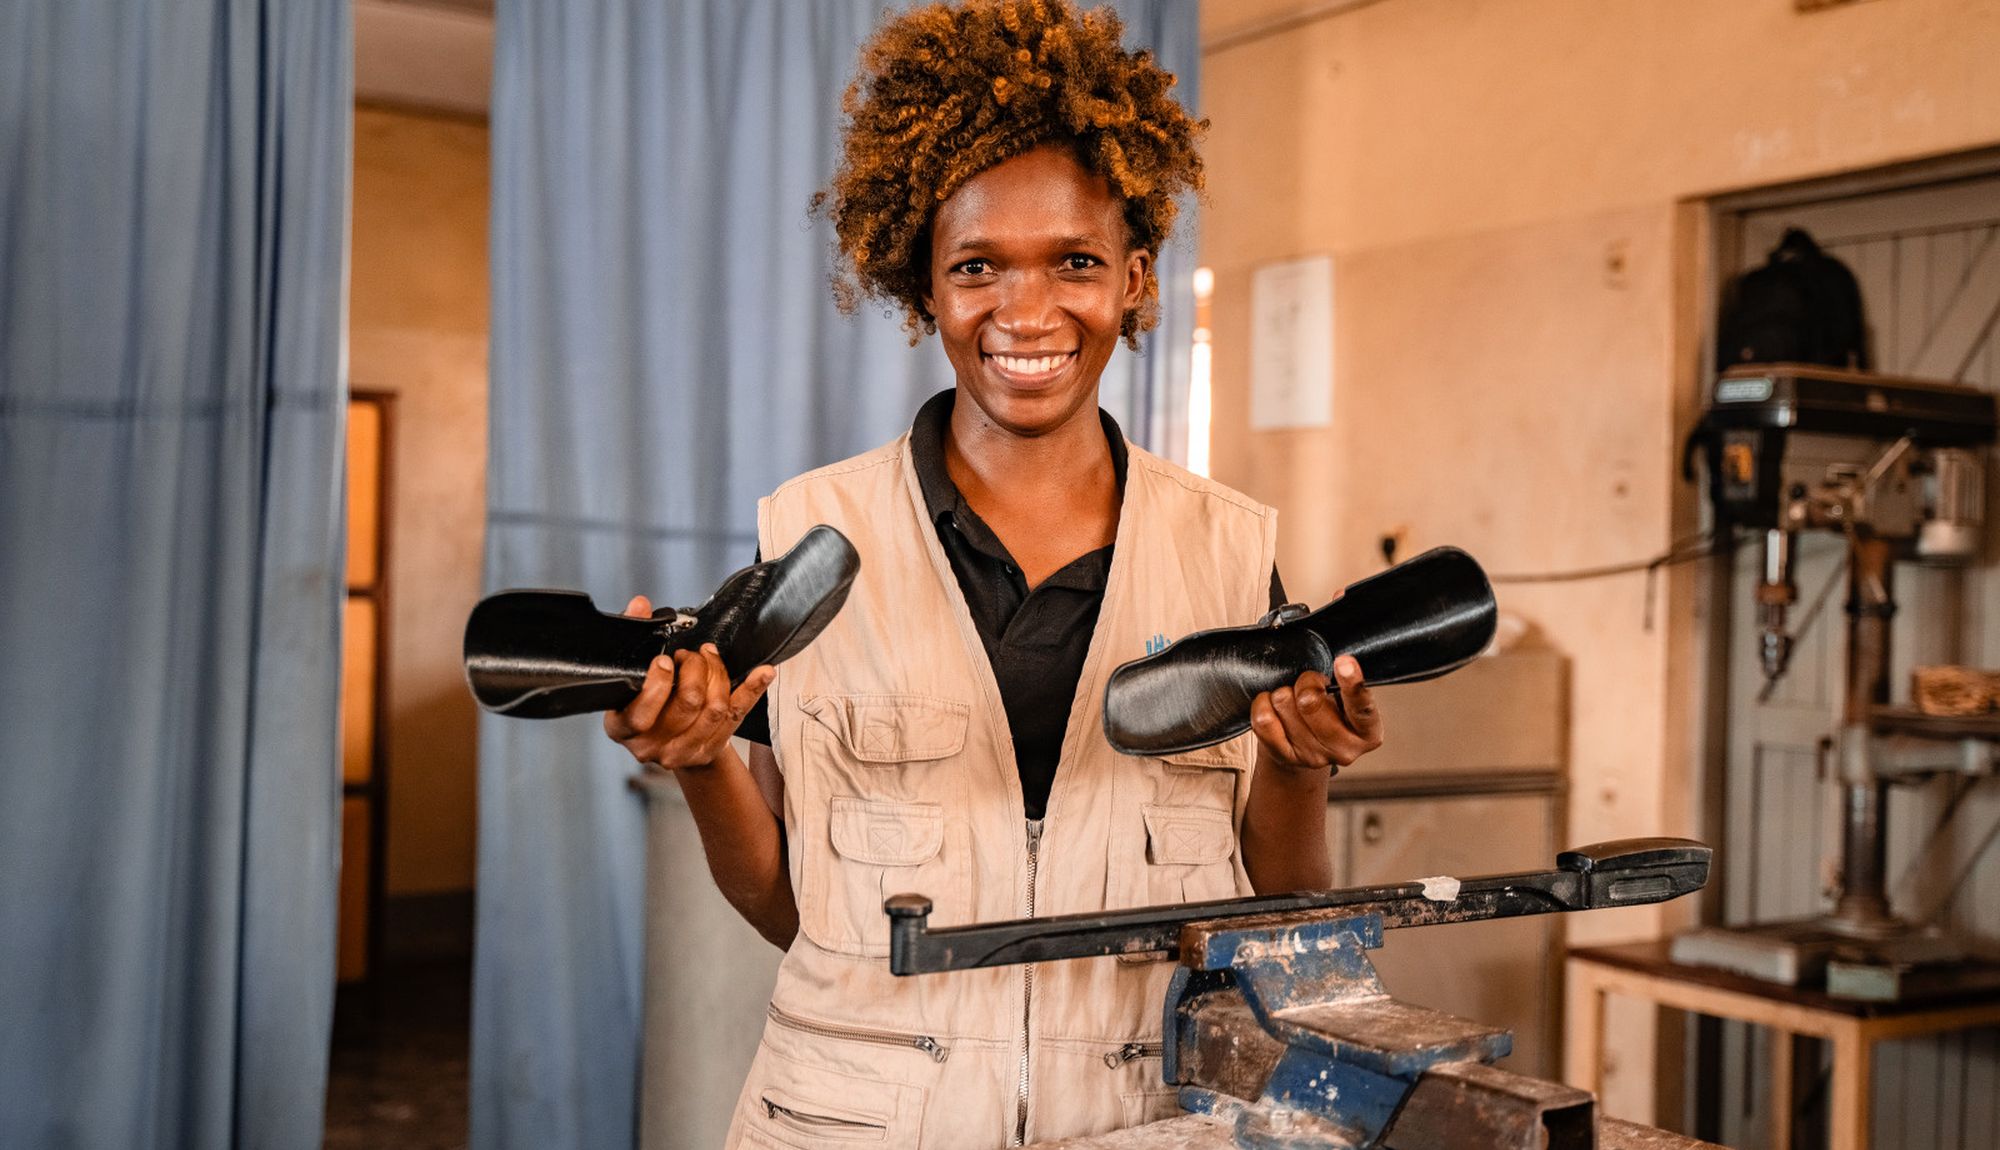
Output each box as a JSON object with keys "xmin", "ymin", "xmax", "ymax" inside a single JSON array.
[
  {"xmin": 803, "ymin": 694, "xmax": 969, "ymax": 763},
  {"xmin": 830, "ymin": 797, "xmax": 943, "ymax": 866},
  {"xmin": 1140, "ymin": 804, "xmax": 1234, "ymax": 866},
  {"xmin": 1156, "ymin": 739, "xmax": 1251, "ymax": 773}
]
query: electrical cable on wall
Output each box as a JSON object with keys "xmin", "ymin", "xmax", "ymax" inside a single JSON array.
[
  {"xmin": 1484, "ymin": 532, "xmax": 1746, "ymax": 631},
  {"xmin": 1484, "ymin": 532, "xmax": 1858, "ymax": 641},
  {"xmin": 1487, "ymin": 531, "xmax": 1721, "ymax": 585}
]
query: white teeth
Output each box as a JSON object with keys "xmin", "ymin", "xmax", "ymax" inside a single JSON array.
[{"xmin": 995, "ymin": 353, "xmax": 1068, "ymax": 375}]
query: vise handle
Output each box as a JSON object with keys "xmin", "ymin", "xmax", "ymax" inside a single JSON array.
[{"xmin": 885, "ymin": 837, "xmax": 1710, "ymax": 976}]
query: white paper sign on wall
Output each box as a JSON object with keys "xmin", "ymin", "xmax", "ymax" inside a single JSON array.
[{"xmin": 1249, "ymin": 254, "xmax": 1334, "ymax": 430}]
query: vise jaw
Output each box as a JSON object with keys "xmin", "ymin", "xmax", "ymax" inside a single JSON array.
[
  {"xmin": 1148, "ymin": 842, "xmax": 1720, "ymax": 1150},
  {"xmin": 1166, "ymin": 911, "xmax": 1584, "ymax": 1149}
]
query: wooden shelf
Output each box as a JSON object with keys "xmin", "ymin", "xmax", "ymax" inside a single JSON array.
[{"xmin": 1868, "ymin": 706, "xmax": 2000, "ymax": 741}]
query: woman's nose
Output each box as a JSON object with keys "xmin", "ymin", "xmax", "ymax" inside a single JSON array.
[{"xmin": 993, "ymin": 272, "xmax": 1059, "ymax": 336}]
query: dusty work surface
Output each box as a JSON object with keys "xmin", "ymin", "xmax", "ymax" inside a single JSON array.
[
  {"xmin": 1030, "ymin": 1115, "xmax": 1233, "ymax": 1148},
  {"xmin": 1599, "ymin": 1116, "xmax": 1728, "ymax": 1149},
  {"xmin": 1033, "ymin": 1113, "xmax": 1721, "ymax": 1149},
  {"xmin": 1030, "ymin": 1111, "xmax": 1362, "ymax": 1149}
]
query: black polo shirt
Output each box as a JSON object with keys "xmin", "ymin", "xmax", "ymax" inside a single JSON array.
[{"xmin": 740, "ymin": 389, "xmax": 1283, "ymax": 819}]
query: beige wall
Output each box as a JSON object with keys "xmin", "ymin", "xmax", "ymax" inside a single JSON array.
[
  {"xmin": 1199, "ymin": 0, "xmax": 2000, "ymax": 1116},
  {"xmin": 351, "ymin": 105, "xmax": 489, "ymax": 896}
]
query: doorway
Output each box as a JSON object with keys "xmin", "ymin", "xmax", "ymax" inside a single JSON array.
[{"xmin": 1700, "ymin": 152, "xmax": 2000, "ymax": 1150}]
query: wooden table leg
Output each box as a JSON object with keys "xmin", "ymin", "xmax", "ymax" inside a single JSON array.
[
  {"xmin": 1769, "ymin": 1028, "xmax": 1794, "ymax": 1150},
  {"xmin": 1564, "ymin": 959, "xmax": 1607, "ymax": 1097},
  {"xmin": 1829, "ymin": 1021, "xmax": 1871, "ymax": 1150}
]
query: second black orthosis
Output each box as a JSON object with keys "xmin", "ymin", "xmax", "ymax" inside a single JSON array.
[{"xmin": 1102, "ymin": 546, "xmax": 1498, "ymax": 755}]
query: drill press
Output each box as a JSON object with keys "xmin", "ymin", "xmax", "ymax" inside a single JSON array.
[{"xmin": 1676, "ymin": 364, "xmax": 2000, "ymax": 998}]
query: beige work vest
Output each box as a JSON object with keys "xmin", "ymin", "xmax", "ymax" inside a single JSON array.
[{"xmin": 727, "ymin": 428, "xmax": 1277, "ymax": 1148}]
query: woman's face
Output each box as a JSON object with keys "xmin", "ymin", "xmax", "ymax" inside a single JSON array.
[{"xmin": 924, "ymin": 144, "xmax": 1149, "ymax": 439}]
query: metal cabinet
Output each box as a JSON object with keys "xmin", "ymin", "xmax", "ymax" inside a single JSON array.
[
  {"xmin": 1324, "ymin": 650, "xmax": 1569, "ymax": 1077},
  {"xmin": 1326, "ymin": 791, "xmax": 1561, "ymax": 1075}
]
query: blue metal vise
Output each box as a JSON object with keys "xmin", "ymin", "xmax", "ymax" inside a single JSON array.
[
  {"xmin": 887, "ymin": 838, "xmax": 1721, "ymax": 1149},
  {"xmin": 1166, "ymin": 911, "xmax": 1565, "ymax": 1148}
]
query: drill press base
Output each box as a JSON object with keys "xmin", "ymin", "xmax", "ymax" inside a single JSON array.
[
  {"xmin": 1825, "ymin": 937, "xmax": 2000, "ymax": 1002},
  {"xmin": 1671, "ymin": 920, "xmax": 2000, "ymax": 1002},
  {"xmin": 1672, "ymin": 920, "xmax": 1872, "ymax": 987}
]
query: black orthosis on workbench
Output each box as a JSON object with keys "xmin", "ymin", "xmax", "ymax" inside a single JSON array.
[{"xmin": 462, "ymin": 524, "xmax": 861, "ymax": 719}]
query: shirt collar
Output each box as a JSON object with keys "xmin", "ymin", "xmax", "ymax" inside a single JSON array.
[{"xmin": 908, "ymin": 388, "xmax": 1130, "ymax": 532}]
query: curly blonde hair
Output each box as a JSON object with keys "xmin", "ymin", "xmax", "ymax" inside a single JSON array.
[{"xmin": 815, "ymin": 0, "xmax": 1205, "ymax": 346}]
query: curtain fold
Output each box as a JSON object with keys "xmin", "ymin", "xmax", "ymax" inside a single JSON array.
[
  {"xmin": 479, "ymin": 3, "xmax": 1199, "ymax": 1148},
  {"xmin": 0, "ymin": 3, "xmax": 351, "ymax": 1148},
  {"xmin": 1107, "ymin": 0, "xmax": 1202, "ymax": 462}
]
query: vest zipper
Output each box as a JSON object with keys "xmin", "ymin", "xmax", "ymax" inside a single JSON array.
[
  {"xmin": 1012, "ymin": 817, "xmax": 1043, "ymax": 1147},
  {"xmin": 1102, "ymin": 1041, "xmax": 1165, "ymax": 1068},
  {"xmin": 766, "ymin": 1002, "xmax": 949, "ymax": 1063}
]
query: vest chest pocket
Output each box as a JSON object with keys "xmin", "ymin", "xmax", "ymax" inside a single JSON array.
[
  {"xmin": 797, "ymin": 694, "xmax": 971, "ymax": 958},
  {"xmin": 1140, "ymin": 804, "xmax": 1239, "ymax": 903}
]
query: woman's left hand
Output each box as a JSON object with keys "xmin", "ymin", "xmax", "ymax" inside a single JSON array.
[{"xmin": 1249, "ymin": 655, "xmax": 1382, "ymax": 773}]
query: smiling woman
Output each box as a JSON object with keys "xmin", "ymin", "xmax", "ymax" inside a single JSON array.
[
  {"xmin": 813, "ymin": 0, "xmax": 1203, "ymax": 346},
  {"xmin": 926, "ymin": 146, "xmax": 1145, "ymax": 447},
  {"xmin": 597, "ymin": 3, "xmax": 1384, "ymax": 1146},
  {"xmin": 924, "ymin": 145, "xmax": 1146, "ymax": 588}
]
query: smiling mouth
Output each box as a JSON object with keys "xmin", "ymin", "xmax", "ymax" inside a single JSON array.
[{"xmin": 984, "ymin": 351, "xmax": 1077, "ymax": 382}]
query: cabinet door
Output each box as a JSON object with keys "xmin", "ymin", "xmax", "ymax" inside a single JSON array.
[{"xmin": 1327, "ymin": 793, "xmax": 1559, "ymax": 1075}]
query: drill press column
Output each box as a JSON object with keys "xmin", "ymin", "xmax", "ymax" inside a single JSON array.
[{"xmin": 1831, "ymin": 534, "xmax": 1897, "ymax": 937}]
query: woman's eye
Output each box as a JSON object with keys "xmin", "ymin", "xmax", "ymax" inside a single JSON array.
[
  {"xmin": 1062, "ymin": 254, "xmax": 1102, "ymax": 272},
  {"xmin": 955, "ymin": 259, "xmax": 991, "ymax": 276}
]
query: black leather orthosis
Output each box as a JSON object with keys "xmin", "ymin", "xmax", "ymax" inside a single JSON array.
[
  {"xmin": 1101, "ymin": 546, "xmax": 1498, "ymax": 755},
  {"xmin": 463, "ymin": 524, "xmax": 860, "ymax": 719}
]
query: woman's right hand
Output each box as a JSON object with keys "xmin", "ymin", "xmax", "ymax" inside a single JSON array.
[{"xmin": 603, "ymin": 595, "xmax": 775, "ymax": 771}]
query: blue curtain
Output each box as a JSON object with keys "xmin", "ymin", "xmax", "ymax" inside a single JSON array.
[
  {"xmin": 1100, "ymin": 1, "xmax": 1203, "ymax": 462},
  {"xmin": 0, "ymin": 3, "xmax": 351, "ymax": 1148},
  {"xmin": 477, "ymin": 3, "xmax": 1199, "ymax": 1148}
]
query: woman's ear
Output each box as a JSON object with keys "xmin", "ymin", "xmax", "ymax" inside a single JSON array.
[{"xmin": 1123, "ymin": 248, "xmax": 1152, "ymax": 311}]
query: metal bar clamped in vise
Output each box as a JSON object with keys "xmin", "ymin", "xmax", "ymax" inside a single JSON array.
[{"xmin": 884, "ymin": 838, "xmax": 1711, "ymax": 975}]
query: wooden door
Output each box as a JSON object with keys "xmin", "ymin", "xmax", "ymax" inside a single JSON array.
[{"xmin": 339, "ymin": 393, "xmax": 393, "ymax": 983}]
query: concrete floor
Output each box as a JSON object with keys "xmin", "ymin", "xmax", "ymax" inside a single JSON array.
[{"xmin": 323, "ymin": 960, "xmax": 471, "ymax": 1150}]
